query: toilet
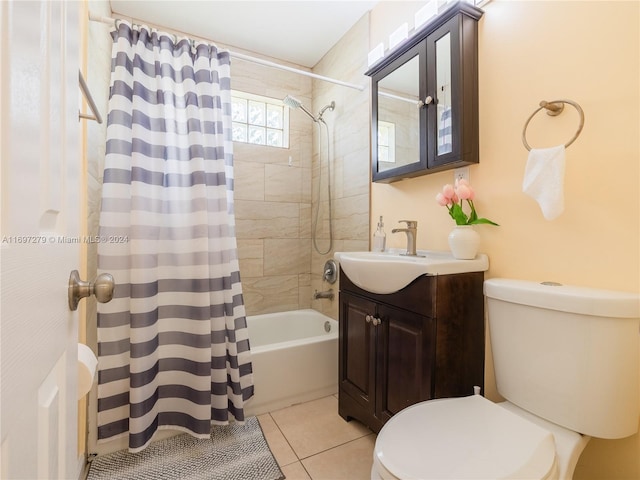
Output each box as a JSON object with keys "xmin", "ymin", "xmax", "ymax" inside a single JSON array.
[{"xmin": 372, "ymin": 278, "xmax": 640, "ymax": 480}]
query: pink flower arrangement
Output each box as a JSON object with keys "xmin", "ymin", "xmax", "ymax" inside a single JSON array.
[{"xmin": 436, "ymin": 179, "xmax": 499, "ymax": 226}]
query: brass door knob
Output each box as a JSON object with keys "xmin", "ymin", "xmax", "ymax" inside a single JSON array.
[{"xmin": 68, "ymin": 270, "xmax": 115, "ymax": 311}]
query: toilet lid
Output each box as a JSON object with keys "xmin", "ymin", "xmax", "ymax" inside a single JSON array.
[{"xmin": 375, "ymin": 395, "xmax": 557, "ymax": 480}]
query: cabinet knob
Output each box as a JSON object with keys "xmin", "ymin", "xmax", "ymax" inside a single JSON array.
[
  {"xmin": 365, "ymin": 314, "xmax": 372, "ymax": 323},
  {"xmin": 417, "ymin": 96, "xmax": 433, "ymax": 108},
  {"xmin": 372, "ymin": 316, "xmax": 381, "ymax": 326}
]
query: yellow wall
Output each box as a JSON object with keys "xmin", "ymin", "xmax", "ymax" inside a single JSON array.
[{"xmin": 370, "ymin": 1, "xmax": 640, "ymax": 478}]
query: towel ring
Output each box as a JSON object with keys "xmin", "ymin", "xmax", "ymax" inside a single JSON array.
[{"xmin": 522, "ymin": 99, "xmax": 585, "ymax": 151}]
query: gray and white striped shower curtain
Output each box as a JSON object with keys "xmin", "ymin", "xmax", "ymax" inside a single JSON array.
[{"xmin": 96, "ymin": 22, "xmax": 253, "ymax": 452}]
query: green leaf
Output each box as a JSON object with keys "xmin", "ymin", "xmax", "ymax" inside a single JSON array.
[
  {"xmin": 450, "ymin": 203, "xmax": 468, "ymax": 225},
  {"xmin": 470, "ymin": 217, "xmax": 499, "ymax": 226}
]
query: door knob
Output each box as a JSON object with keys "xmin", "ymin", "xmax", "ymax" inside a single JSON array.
[{"xmin": 68, "ymin": 270, "xmax": 115, "ymax": 311}]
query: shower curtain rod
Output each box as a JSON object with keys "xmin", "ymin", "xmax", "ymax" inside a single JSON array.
[{"xmin": 88, "ymin": 12, "xmax": 366, "ymax": 92}]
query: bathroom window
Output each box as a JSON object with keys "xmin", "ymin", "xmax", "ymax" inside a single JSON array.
[
  {"xmin": 378, "ymin": 121, "xmax": 396, "ymax": 164},
  {"xmin": 231, "ymin": 90, "xmax": 289, "ymax": 148}
]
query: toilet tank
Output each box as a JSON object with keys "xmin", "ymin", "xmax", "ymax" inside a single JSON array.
[{"xmin": 484, "ymin": 278, "xmax": 640, "ymax": 439}]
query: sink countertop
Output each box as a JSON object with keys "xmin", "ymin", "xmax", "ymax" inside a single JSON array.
[{"xmin": 334, "ymin": 249, "xmax": 489, "ymax": 294}]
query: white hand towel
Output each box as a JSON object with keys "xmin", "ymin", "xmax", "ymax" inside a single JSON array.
[{"xmin": 522, "ymin": 145, "xmax": 566, "ymax": 220}]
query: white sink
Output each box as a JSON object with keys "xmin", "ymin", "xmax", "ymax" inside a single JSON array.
[{"xmin": 334, "ymin": 249, "xmax": 489, "ymax": 294}]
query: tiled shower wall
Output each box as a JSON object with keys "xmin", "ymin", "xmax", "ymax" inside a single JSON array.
[
  {"xmin": 233, "ymin": 12, "xmax": 372, "ymax": 318},
  {"xmin": 232, "ymin": 57, "xmax": 315, "ymax": 316}
]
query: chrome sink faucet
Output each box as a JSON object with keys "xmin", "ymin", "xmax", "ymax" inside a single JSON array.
[{"xmin": 391, "ymin": 220, "xmax": 418, "ymax": 256}]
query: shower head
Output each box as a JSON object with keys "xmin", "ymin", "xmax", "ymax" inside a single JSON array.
[
  {"xmin": 283, "ymin": 95, "xmax": 317, "ymax": 122},
  {"xmin": 282, "ymin": 94, "xmax": 303, "ymax": 109}
]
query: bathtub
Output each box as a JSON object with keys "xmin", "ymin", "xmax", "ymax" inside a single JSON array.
[{"xmin": 244, "ymin": 309, "xmax": 338, "ymax": 416}]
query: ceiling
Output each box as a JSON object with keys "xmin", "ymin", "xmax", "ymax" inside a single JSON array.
[{"xmin": 109, "ymin": 1, "xmax": 379, "ymax": 68}]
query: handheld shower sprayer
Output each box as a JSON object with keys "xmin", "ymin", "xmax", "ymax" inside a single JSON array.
[
  {"xmin": 318, "ymin": 101, "xmax": 336, "ymax": 122},
  {"xmin": 282, "ymin": 95, "xmax": 335, "ymax": 123},
  {"xmin": 282, "ymin": 93, "xmax": 336, "ymax": 255}
]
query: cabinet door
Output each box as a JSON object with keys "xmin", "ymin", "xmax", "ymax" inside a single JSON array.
[
  {"xmin": 426, "ymin": 13, "xmax": 479, "ymax": 169},
  {"xmin": 376, "ymin": 304, "xmax": 436, "ymax": 423},
  {"xmin": 371, "ymin": 43, "xmax": 427, "ymax": 182},
  {"xmin": 339, "ymin": 293, "xmax": 377, "ymax": 414},
  {"xmin": 426, "ymin": 15, "xmax": 459, "ymax": 168}
]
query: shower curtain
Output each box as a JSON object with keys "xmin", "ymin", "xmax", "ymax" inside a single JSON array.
[{"xmin": 96, "ymin": 22, "xmax": 253, "ymax": 452}]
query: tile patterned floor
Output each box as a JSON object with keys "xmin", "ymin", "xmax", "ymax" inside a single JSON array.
[{"xmin": 258, "ymin": 395, "xmax": 376, "ymax": 480}]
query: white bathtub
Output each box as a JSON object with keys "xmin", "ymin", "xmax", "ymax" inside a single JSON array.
[{"xmin": 244, "ymin": 309, "xmax": 338, "ymax": 416}]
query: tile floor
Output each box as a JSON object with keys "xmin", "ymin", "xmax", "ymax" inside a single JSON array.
[{"xmin": 257, "ymin": 395, "xmax": 376, "ymax": 479}]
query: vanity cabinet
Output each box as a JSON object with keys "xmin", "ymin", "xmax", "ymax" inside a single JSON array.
[
  {"xmin": 338, "ymin": 270, "xmax": 484, "ymax": 433},
  {"xmin": 366, "ymin": 2, "xmax": 483, "ymax": 182}
]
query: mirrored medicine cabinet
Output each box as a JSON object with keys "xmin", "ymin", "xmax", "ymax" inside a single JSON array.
[{"xmin": 366, "ymin": 2, "xmax": 483, "ymax": 183}]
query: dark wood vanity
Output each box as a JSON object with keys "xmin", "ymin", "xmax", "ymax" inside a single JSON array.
[
  {"xmin": 366, "ymin": 2, "xmax": 483, "ymax": 182},
  {"xmin": 338, "ymin": 270, "xmax": 485, "ymax": 433}
]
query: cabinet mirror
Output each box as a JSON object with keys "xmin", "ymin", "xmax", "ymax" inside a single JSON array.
[
  {"xmin": 376, "ymin": 55, "xmax": 421, "ymax": 173},
  {"xmin": 435, "ymin": 32, "xmax": 452, "ymax": 156}
]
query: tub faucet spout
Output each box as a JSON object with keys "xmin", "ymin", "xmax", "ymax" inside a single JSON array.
[
  {"xmin": 391, "ymin": 220, "xmax": 418, "ymax": 256},
  {"xmin": 314, "ymin": 289, "xmax": 334, "ymax": 300}
]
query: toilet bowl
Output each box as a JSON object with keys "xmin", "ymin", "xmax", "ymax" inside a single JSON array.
[{"xmin": 371, "ymin": 278, "xmax": 639, "ymax": 480}]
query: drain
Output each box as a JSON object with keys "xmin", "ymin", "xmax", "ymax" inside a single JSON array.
[{"xmin": 324, "ymin": 321, "xmax": 331, "ymax": 333}]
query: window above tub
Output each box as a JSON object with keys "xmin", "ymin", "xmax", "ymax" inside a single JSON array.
[{"xmin": 231, "ymin": 90, "xmax": 290, "ymax": 148}]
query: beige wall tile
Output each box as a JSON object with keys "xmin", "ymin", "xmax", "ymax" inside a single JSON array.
[
  {"xmin": 333, "ymin": 194, "xmax": 369, "ymax": 241},
  {"xmin": 265, "ymin": 164, "xmax": 302, "ymax": 202},
  {"xmin": 299, "ymin": 204, "xmax": 312, "ymax": 239},
  {"xmin": 234, "ymin": 161, "xmax": 264, "ymax": 201},
  {"xmin": 340, "ymin": 150, "xmax": 370, "ymax": 199},
  {"xmin": 341, "ymin": 239, "xmax": 369, "ymax": 252},
  {"xmin": 298, "ymin": 273, "xmax": 311, "ymax": 287},
  {"xmin": 235, "ymin": 142, "xmax": 294, "ymax": 166},
  {"xmin": 264, "ymin": 239, "xmax": 310, "ymax": 276},
  {"xmin": 298, "ymin": 286, "xmax": 312, "ymax": 309},
  {"xmin": 235, "ymin": 200, "xmax": 300, "ymax": 239},
  {"xmin": 237, "ymin": 239, "xmax": 264, "ymax": 278},
  {"xmin": 242, "ymin": 275, "xmax": 300, "ymax": 316}
]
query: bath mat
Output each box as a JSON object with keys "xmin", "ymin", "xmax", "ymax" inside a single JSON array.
[{"xmin": 87, "ymin": 417, "xmax": 284, "ymax": 480}]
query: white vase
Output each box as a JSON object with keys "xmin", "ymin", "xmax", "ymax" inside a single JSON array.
[{"xmin": 448, "ymin": 225, "xmax": 480, "ymax": 260}]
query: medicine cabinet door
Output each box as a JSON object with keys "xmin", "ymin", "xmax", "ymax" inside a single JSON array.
[
  {"xmin": 426, "ymin": 13, "xmax": 479, "ymax": 170},
  {"xmin": 372, "ymin": 44, "xmax": 426, "ymax": 182}
]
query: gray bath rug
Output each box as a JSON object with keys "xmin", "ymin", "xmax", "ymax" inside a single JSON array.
[{"xmin": 87, "ymin": 417, "xmax": 284, "ymax": 480}]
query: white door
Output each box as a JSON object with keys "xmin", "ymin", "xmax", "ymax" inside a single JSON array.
[{"xmin": 1, "ymin": 1, "xmax": 82, "ymax": 479}]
